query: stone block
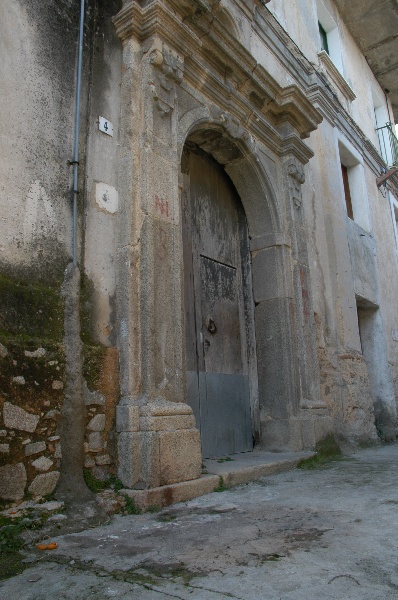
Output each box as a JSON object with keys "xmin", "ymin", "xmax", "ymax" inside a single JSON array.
[
  {"xmin": 117, "ymin": 432, "xmax": 141, "ymax": 488},
  {"xmin": 3, "ymin": 402, "xmax": 40, "ymax": 432},
  {"xmin": 116, "ymin": 405, "xmax": 140, "ymax": 432},
  {"xmin": 255, "ymin": 299, "xmax": 297, "ymax": 420},
  {"xmin": 140, "ymin": 400, "xmax": 193, "ymax": 417},
  {"xmin": 0, "ymin": 463, "xmax": 27, "ymax": 501},
  {"xmin": 158, "ymin": 429, "xmax": 202, "ymax": 486},
  {"xmin": 43, "ymin": 409, "xmax": 60, "ymax": 421},
  {"xmin": 0, "ymin": 343, "xmax": 8, "ymax": 358},
  {"xmin": 54, "ymin": 443, "xmax": 62, "ymax": 458},
  {"xmin": 84, "ymin": 454, "xmax": 95, "ymax": 468},
  {"xmin": 28, "ymin": 471, "xmax": 60, "ymax": 498},
  {"xmin": 84, "ymin": 381, "xmax": 105, "ymax": 406},
  {"xmin": 139, "ymin": 431, "xmax": 160, "ymax": 487},
  {"xmin": 313, "ymin": 415, "xmax": 333, "ymax": 444},
  {"xmin": 300, "ymin": 418, "xmax": 316, "ymax": 450},
  {"xmin": 88, "ymin": 431, "xmax": 103, "ymax": 452},
  {"xmin": 140, "ymin": 414, "xmax": 195, "ymax": 431},
  {"xmin": 252, "ymin": 245, "xmax": 292, "ymax": 303},
  {"xmin": 261, "ymin": 418, "xmax": 303, "ymax": 451},
  {"xmin": 32, "ymin": 456, "xmax": 53, "ymax": 471},
  {"xmin": 25, "ymin": 441, "xmax": 46, "ymax": 456},
  {"xmin": 24, "ymin": 348, "xmax": 46, "ymax": 358},
  {"xmin": 122, "ymin": 474, "xmax": 219, "ymax": 510},
  {"xmin": 95, "ymin": 454, "xmax": 112, "ymax": 465},
  {"xmin": 0, "ymin": 444, "xmax": 10, "ymax": 453},
  {"xmin": 88, "ymin": 414, "xmax": 106, "ymax": 431}
]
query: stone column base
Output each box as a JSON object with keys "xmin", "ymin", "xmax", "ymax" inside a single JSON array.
[
  {"xmin": 117, "ymin": 400, "xmax": 202, "ymax": 488},
  {"xmin": 261, "ymin": 413, "xmax": 333, "ymax": 451}
]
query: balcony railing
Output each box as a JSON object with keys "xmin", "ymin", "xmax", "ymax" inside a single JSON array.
[{"xmin": 375, "ymin": 122, "xmax": 398, "ymax": 168}]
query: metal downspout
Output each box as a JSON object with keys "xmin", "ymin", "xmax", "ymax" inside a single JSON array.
[{"xmin": 72, "ymin": 0, "xmax": 85, "ymax": 266}]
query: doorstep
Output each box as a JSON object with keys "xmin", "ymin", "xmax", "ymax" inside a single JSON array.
[{"xmin": 122, "ymin": 449, "xmax": 315, "ymax": 510}]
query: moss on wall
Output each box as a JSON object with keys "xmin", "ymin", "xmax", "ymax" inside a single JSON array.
[{"xmin": 0, "ymin": 274, "xmax": 64, "ymax": 343}]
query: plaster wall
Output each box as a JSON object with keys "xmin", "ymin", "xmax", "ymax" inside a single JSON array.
[
  {"xmin": 266, "ymin": 0, "xmax": 394, "ymax": 145},
  {"xmin": 0, "ymin": 0, "xmax": 78, "ymax": 278},
  {"xmin": 83, "ymin": 0, "xmax": 122, "ymax": 347}
]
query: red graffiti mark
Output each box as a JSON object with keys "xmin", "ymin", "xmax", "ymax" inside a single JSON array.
[{"xmin": 155, "ymin": 194, "xmax": 169, "ymax": 217}]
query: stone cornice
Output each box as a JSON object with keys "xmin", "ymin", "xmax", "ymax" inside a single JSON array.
[
  {"xmin": 317, "ymin": 51, "xmax": 356, "ymax": 103},
  {"xmin": 113, "ymin": 0, "xmax": 322, "ymax": 162}
]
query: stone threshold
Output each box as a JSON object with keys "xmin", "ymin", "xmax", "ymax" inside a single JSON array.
[{"xmin": 122, "ymin": 449, "xmax": 315, "ymax": 510}]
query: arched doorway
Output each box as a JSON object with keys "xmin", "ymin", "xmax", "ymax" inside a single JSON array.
[{"xmin": 182, "ymin": 142, "xmax": 257, "ymax": 458}]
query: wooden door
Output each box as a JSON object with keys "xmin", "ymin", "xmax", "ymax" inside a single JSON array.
[{"xmin": 183, "ymin": 145, "xmax": 253, "ymax": 458}]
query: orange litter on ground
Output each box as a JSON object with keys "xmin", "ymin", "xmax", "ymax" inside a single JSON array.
[{"xmin": 36, "ymin": 542, "xmax": 58, "ymax": 551}]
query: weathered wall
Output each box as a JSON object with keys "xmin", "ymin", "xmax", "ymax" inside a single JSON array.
[
  {"xmin": 264, "ymin": 0, "xmax": 397, "ymax": 441},
  {"xmin": 1, "ymin": 0, "xmax": 397, "ymax": 504},
  {"xmin": 0, "ymin": 0, "xmax": 122, "ymax": 503}
]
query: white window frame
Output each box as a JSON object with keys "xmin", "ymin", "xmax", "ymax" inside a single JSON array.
[{"xmin": 315, "ymin": 0, "xmax": 344, "ymax": 74}]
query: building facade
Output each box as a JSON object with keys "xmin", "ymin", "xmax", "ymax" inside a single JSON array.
[{"xmin": 1, "ymin": 0, "xmax": 397, "ymax": 503}]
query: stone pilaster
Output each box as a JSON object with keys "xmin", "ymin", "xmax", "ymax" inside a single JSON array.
[{"xmin": 114, "ymin": 22, "xmax": 202, "ymax": 488}]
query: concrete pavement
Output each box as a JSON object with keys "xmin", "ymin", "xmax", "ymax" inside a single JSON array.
[{"xmin": 1, "ymin": 444, "xmax": 398, "ymax": 599}]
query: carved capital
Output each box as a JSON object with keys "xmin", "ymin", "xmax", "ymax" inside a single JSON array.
[
  {"xmin": 286, "ymin": 160, "xmax": 305, "ymax": 209},
  {"xmin": 148, "ymin": 44, "xmax": 184, "ymax": 116}
]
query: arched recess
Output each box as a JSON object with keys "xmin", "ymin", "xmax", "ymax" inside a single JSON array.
[
  {"xmin": 180, "ymin": 124, "xmax": 280, "ymax": 238},
  {"xmin": 179, "ymin": 120, "xmax": 298, "ymax": 450}
]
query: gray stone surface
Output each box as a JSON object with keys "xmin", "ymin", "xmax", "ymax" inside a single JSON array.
[
  {"xmin": 43, "ymin": 409, "xmax": 60, "ymax": 421},
  {"xmin": 31, "ymin": 456, "xmax": 53, "ymax": 471},
  {"xmin": 2, "ymin": 446, "xmax": 398, "ymax": 599},
  {"xmin": 87, "ymin": 414, "xmax": 106, "ymax": 431},
  {"xmin": 88, "ymin": 431, "xmax": 103, "ymax": 452},
  {"xmin": 24, "ymin": 347, "xmax": 46, "ymax": 358},
  {"xmin": 0, "ymin": 463, "xmax": 26, "ymax": 500},
  {"xmin": 28, "ymin": 471, "xmax": 60, "ymax": 498},
  {"xmin": 95, "ymin": 454, "xmax": 111, "ymax": 465},
  {"xmin": 25, "ymin": 441, "xmax": 46, "ymax": 456},
  {"xmin": 3, "ymin": 402, "xmax": 40, "ymax": 432},
  {"xmin": 0, "ymin": 443, "xmax": 10, "ymax": 453},
  {"xmin": 84, "ymin": 382, "xmax": 106, "ymax": 406}
]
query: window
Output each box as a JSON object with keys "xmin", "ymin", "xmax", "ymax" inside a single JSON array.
[
  {"xmin": 338, "ymin": 140, "xmax": 370, "ymax": 231},
  {"xmin": 316, "ymin": 0, "xmax": 343, "ymax": 74},
  {"xmin": 318, "ymin": 22, "xmax": 329, "ymax": 54},
  {"xmin": 372, "ymin": 88, "xmax": 396, "ymax": 167}
]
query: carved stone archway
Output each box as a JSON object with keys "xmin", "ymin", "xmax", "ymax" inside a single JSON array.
[{"xmin": 112, "ymin": 0, "xmax": 331, "ymax": 490}]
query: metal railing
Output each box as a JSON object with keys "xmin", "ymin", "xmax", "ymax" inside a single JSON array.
[{"xmin": 375, "ymin": 122, "xmax": 398, "ymax": 168}]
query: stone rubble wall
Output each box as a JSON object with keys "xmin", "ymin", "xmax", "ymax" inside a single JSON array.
[{"xmin": 0, "ymin": 340, "xmax": 119, "ymax": 505}]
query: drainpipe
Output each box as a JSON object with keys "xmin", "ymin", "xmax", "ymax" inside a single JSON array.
[{"xmin": 71, "ymin": 0, "xmax": 85, "ymax": 266}]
